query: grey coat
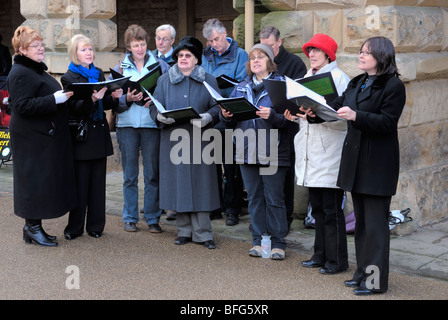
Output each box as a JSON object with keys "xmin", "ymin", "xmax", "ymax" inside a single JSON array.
[{"xmin": 150, "ymin": 64, "xmax": 221, "ymax": 212}]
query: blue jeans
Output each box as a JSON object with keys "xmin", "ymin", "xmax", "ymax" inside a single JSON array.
[
  {"xmin": 240, "ymin": 164, "xmax": 288, "ymax": 250},
  {"xmin": 117, "ymin": 127, "xmax": 161, "ymax": 225}
]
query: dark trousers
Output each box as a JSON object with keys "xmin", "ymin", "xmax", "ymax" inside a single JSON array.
[
  {"xmin": 351, "ymin": 192, "xmax": 391, "ymax": 293},
  {"xmin": 309, "ymin": 187, "xmax": 348, "ymax": 271},
  {"xmin": 215, "ymin": 128, "xmax": 244, "ymax": 215},
  {"xmin": 284, "ymin": 151, "xmax": 295, "ymax": 226},
  {"xmin": 64, "ymin": 157, "xmax": 107, "ymax": 235},
  {"xmin": 240, "ymin": 165, "xmax": 288, "ymax": 250}
]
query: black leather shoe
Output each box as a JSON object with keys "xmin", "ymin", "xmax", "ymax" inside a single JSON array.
[
  {"xmin": 149, "ymin": 223, "xmax": 162, "ymax": 233},
  {"xmin": 353, "ymin": 288, "xmax": 385, "ymax": 296},
  {"xmin": 301, "ymin": 259, "xmax": 323, "ymax": 268},
  {"xmin": 64, "ymin": 233, "xmax": 82, "ymax": 240},
  {"xmin": 203, "ymin": 240, "xmax": 216, "ymax": 249},
  {"xmin": 344, "ymin": 280, "xmax": 360, "ymax": 288},
  {"xmin": 174, "ymin": 237, "xmax": 192, "ymax": 245},
  {"xmin": 88, "ymin": 231, "xmax": 102, "ymax": 238},
  {"xmin": 23, "ymin": 224, "xmax": 58, "ymax": 247},
  {"xmin": 319, "ymin": 267, "xmax": 347, "ymax": 275},
  {"xmin": 225, "ymin": 214, "xmax": 239, "ymax": 226}
]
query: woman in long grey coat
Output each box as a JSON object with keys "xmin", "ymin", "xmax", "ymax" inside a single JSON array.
[
  {"xmin": 7, "ymin": 26, "xmax": 77, "ymax": 247},
  {"xmin": 150, "ymin": 36, "xmax": 220, "ymax": 249}
]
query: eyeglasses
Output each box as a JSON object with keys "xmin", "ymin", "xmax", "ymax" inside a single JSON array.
[
  {"xmin": 156, "ymin": 37, "xmax": 172, "ymax": 43},
  {"xmin": 250, "ymin": 55, "xmax": 267, "ymax": 61},
  {"xmin": 306, "ymin": 47, "xmax": 322, "ymax": 54},
  {"xmin": 29, "ymin": 43, "xmax": 45, "ymax": 49},
  {"xmin": 177, "ymin": 53, "xmax": 193, "ymax": 59},
  {"xmin": 358, "ymin": 50, "xmax": 371, "ymax": 56}
]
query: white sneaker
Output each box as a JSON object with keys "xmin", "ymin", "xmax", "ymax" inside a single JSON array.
[
  {"xmin": 270, "ymin": 248, "xmax": 285, "ymax": 260},
  {"xmin": 249, "ymin": 245, "xmax": 262, "ymax": 257}
]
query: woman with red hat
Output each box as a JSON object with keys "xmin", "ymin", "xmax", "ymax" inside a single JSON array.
[{"xmin": 285, "ymin": 33, "xmax": 350, "ymax": 274}]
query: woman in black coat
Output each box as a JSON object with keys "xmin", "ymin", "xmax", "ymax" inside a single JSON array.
[
  {"xmin": 61, "ymin": 34, "xmax": 121, "ymax": 240},
  {"xmin": 324, "ymin": 37, "xmax": 406, "ymax": 295},
  {"xmin": 7, "ymin": 26, "xmax": 76, "ymax": 247}
]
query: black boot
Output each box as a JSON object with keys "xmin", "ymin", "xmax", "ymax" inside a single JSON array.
[{"xmin": 23, "ymin": 220, "xmax": 58, "ymax": 247}]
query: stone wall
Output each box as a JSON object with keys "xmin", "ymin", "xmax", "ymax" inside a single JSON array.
[
  {"xmin": 233, "ymin": 0, "xmax": 448, "ymax": 234},
  {"xmin": 19, "ymin": 0, "xmax": 123, "ymax": 74}
]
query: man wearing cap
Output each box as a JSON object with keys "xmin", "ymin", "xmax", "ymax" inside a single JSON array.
[{"xmin": 202, "ymin": 18, "xmax": 249, "ymax": 226}]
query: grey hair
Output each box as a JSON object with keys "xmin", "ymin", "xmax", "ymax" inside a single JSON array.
[
  {"xmin": 259, "ymin": 26, "xmax": 281, "ymax": 41},
  {"xmin": 155, "ymin": 24, "xmax": 176, "ymax": 39},
  {"xmin": 202, "ymin": 19, "xmax": 226, "ymax": 39}
]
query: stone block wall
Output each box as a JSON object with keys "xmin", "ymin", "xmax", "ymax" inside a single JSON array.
[
  {"xmin": 19, "ymin": 0, "xmax": 123, "ymax": 73},
  {"xmin": 234, "ymin": 0, "xmax": 448, "ymax": 234}
]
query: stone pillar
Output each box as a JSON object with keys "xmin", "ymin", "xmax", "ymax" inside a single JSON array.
[
  {"xmin": 19, "ymin": 0, "xmax": 122, "ymax": 74},
  {"xmin": 233, "ymin": 0, "xmax": 448, "ymax": 234}
]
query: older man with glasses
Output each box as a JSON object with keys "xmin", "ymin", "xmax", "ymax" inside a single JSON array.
[{"xmin": 153, "ymin": 24, "xmax": 176, "ymax": 66}]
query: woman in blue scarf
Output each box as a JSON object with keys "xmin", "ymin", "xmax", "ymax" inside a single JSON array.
[{"xmin": 61, "ymin": 34, "xmax": 123, "ymax": 240}]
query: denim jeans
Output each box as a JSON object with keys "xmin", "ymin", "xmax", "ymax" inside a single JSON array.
[
  {"xmin": 117, "ymin": 127, "xmax": 161, "ymax": 225},
  {"xmin": 240, "ymin": 164, "xmax": 288, "ymax": 250}
]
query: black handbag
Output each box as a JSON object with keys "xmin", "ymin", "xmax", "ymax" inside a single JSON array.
[{"xmin": 69, "ymin": 119, "xmax": 88, "ymax": 142}]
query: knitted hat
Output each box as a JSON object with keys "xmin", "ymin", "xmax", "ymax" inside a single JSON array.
[
  {"xmin": 302, "ymin": 34, "xmax": 338, "ymax": 62},
  {"xmin": 172, "ymin": 36, "xmax": 203, "ymax": 65},
  {"xmin": 251, "ymin": 43, "xmax": 275, "ymax": 62}
]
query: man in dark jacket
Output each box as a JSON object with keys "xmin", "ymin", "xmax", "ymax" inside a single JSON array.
[
  {"xmin": 259, "ymin": 26, "xmax": 307, "ymax": 80},
  {"xmin": 259, "ymin": 26, "xmax": 307, "ymax": 232},
  {"xmin": 202, "ymin": 19, "xmax": 249, "ymax": 226}
]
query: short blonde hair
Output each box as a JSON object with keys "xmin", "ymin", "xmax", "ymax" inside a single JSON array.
[
  {"xmin": 12, "ymin": 26, "xmax": 43, "ymax": 55},
  {"xmin": 68, "ymin": 34, "xmax": 95, "ymax": 65}
]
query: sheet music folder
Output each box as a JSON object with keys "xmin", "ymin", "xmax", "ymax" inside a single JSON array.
[
  {"xmin": 285, "ymin": 76, "xmax": 340, "ymax": 122},
  {"xmin": 216, "ymin": 74, "xmax": 239, "ymax": 90},
  {"xmin": 109, "ymin": 62, "xmax": 162, "ymax": 106},
  {"xmin": 143, "ymin": 88, "xmax": 200, "ymax": 125},
  {"xmin": 203, "ymin": 81, "xmax": 259, "ymax": 121},
  {"xmin": 264, "ymin": 72, "xmax": 339, "ymax": 116},
  {"xmin": 66, "ymin": 76, "xmax": 131, "ymax": 101}
]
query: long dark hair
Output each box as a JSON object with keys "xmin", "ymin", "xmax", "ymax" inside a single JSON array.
[{"xmin": 361, "ymin": 37, "xmax": 400, "ymax": 76}]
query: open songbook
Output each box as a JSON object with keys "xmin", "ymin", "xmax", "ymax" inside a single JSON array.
[
  {"xmin": 143, "ymin": 87, "xmax": 200, "ymax": 125},
  {"xmin": 285, "ymin": 76, "xmax": 340, "ymax": 121},
  {"xmin": 216, "ymin": 74, "xmax": 239, "ymax": 90},
  {"xmin": 66, "ymin": 76, "xmax": 131, "ymax": 101},
  {"xmin": 203, "ymin": 81, "xmax": 259, "ymax": 121},
  {"xmin": 110, "ymin": 62, "xmax": 162, "ymax": 106},
  {"xmin": 264, "ymin": 71, "xmax": 339, "ymax": 116}
]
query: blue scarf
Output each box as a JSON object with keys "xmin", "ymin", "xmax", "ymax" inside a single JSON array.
[{"xmin": 69, "ymin": 62, "xmax": 103, "ymax": 121}]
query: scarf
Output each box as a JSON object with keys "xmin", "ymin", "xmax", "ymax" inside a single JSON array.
[{"xmin": 68, "ymin": 62, "xmax": 103, "ymax": 121}]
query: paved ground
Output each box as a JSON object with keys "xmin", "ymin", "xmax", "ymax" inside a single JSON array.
[{"xmin": 0, "ymin": 164, "xmax": 447, "ymax": 304}]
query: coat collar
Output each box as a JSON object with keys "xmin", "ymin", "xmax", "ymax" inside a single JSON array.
[
  {"xmin": 169, "ymin": 64, "xmax": 205, "ymax": 84},
  {"xmin": 356, "ymin": 73, "xmax": 395, "ymax": 103},
  {"xmin": 13, "ymin": 54, "xmax": 48, "ymax": 74}
]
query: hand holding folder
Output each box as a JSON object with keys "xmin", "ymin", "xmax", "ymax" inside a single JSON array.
[
  {"xmin": 203, "ymin": 81, "xmax": 260, "ymax": 121},
  {"xmin": 285, "ymin": 76, "xmax": 340, "ymax": 122},
  {"xmin": 143, "ymin": 87, "xmax": 200, "ymax": 125}
]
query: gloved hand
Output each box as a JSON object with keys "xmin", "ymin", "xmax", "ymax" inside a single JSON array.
[
  {"xmin": 157, "ymin": 113, "xmax": 175, "ymax": 125},
  {"xmin": 191, "ymin": 113, "xmax": 212, "ymax": 128},
  {"xmin": 53, "ymin": 90, "xmax": 71, "ymax": 104}
]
